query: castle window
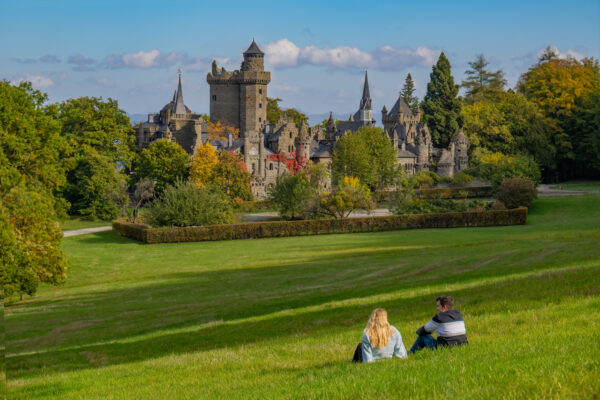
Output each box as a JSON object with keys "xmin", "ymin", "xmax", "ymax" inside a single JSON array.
[
  {"xmin": 212, "ymin": 95, "xmax": 217, "ymax": 101},
  {"xmin": 269, "ymin": 163, "xmax": 273, "ymax": 170},
  {"xmin": 252, "ymin": 163, "xmax": 256, "ymax": 173},
  {"xmin": 259, "ymin": 117, "xmax": 262, "ymax": 122},
  {"xmin": 259, "ymin": 103, "xmax": 262, "ymax": 108},
  {"xmin": 289, "ymin": 132, "xmax": 292, "ymax": 139},
  {"xmin": 259, "ymin": 89, "xmax": 262, "ymax": 95}
]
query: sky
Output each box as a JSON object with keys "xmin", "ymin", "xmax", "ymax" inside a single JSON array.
[{"xmin": 1, "ymin": 0, "xmax": 599, "ymax": 124}]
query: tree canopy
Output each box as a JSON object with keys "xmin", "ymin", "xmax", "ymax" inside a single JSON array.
[
  {"xmin": 0, "ymin": 81, "xmax": 68, "ymax": 300},
  {"xmin": 461, "ymin": 54, "xmax": 507, "ymax": 100},
  {"xmin": 401, "ymin": 73, "xmax": 419, "ymax": 114},
  {"xmin": 519, "ymin": 56, "xmax": 600, "ymax": 179},
  {"xmin": 421, "ymin": 52, "xmax": 463, "ymax": 148},
  {"xmin": 135, "ymin": 139, "xmax": 190, "ymax": 193},
  {"xmin": 331, "ymin": 126, "xmax": 398, "ymax": 190},
  {"xmin": 52, "ymin": 96, "xmax": 136, "ymax": 169},
  {"xmin": 266, "ymin": 97, "xmax": 309, "ymax": 127}
]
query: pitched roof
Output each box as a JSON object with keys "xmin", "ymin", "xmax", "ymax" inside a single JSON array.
[
  {"xmin": 359, "ymin": 71, "xmax": 372, "ymax": 110},
  {"xmin": 244, "ymin": 39, "xmax": 264, "ymax": 56},
  {"xmin": 389, "ymin": 94, "xmax": 413, "ymax": 116},
  {"xmin": 173, "ymin": 73, "xmax": 187, "ymax": 115}
]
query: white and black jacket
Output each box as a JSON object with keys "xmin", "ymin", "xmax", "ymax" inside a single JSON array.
[{"xmin": 418, "ymin": 309, "xmax": 468, "ymax": 346}]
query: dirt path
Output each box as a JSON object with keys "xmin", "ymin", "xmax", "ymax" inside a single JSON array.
[
  {"xmin": 242, "ymin": 208, "xmax": 393, "ymax": 222},
  {"xmin": 63, "ymin": 226, "xmax": 113, "ymax": 237}
]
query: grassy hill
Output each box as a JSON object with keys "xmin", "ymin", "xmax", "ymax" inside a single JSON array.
[{"xmin": 6, "ymin": 195, "xmax": 600, "ymax": 399}]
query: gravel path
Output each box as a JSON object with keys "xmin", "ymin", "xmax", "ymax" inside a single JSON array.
[{"xmin": 63, "ymin": 226, "xmax": 113, "ymax": 237}]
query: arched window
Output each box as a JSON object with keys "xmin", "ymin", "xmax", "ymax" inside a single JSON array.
[{"xmin": 269, "ymin": 163, "xmax": 273, "ymax": 170}]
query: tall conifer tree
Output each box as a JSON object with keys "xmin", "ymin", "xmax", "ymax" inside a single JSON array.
[
  {"xmin": 421, "ymin": 52, "xmax": 463, "ymax": 148},
  {"xmin": 401, "ymin": 73, "xmax": 419, "ymax": 114},
  {"xmin": 461, "ymin": 54, "xmax": 507, "ymax": 100}
]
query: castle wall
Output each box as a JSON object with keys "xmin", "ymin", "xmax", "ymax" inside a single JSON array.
[
  {"xmin": 210, "ymin": 83, "xmax": 240, "ymax": 129},
  {"xmin": 239, "ymin": 82, "xmax": 267, "ymax": 134}
]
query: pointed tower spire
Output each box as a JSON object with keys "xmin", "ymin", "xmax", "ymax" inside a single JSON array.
[
  {"xmin": 359, "ymin": 70, "xmax": 372, "ymax": 110},
  {"xmin": 173, "ymin": 69, "xmax": 187, "ymax": 115}
]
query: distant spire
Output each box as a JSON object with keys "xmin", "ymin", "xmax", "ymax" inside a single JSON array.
[
  {"xmin": 359, "ymin": 71, "xmax": 372, "ymax": 110},
  {"xmin": 173, "ymin": 70, "xmax": 187, "ymax": 115}
]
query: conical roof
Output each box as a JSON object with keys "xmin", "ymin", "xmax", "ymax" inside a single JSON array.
[
  {"xmin": 359, "ymin": 71, "xmax": 372, "ymax": 110},
  {"xmin": 173, "ymin": 72, "xmax": 187, "ymax": 115},
  {"xmin": 244, "ymin": 39, "xmax": 264, "ymax": 56}
]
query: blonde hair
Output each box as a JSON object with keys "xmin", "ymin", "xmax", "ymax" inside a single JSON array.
[{"xmin": 364, "ymin": 308, "xmax": 394, "ymax": 349}]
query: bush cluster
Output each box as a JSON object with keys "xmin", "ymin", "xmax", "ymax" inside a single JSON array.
[
  {"xmin": 146, "ymin": 180, "xmax": 234, "ymax": 227},
  {"xmin": 494, "ymin": 176, "xmax": 538, "ymax": 208},
  {"xmin": 113, "ymin": 207, "xmax": 528, "ymax": 244}
]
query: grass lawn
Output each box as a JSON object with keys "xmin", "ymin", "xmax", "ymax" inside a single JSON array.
[
  {"xmin": 5, "ymin": 195, "xmax": 600, "ymax": 399},
  {"xmin": 60, "ymin": 218, "xmax": 111, "ymax": 231},
  {"xmin": 548, "ymin": 180, "xmax": 600, "ymax": 192}
]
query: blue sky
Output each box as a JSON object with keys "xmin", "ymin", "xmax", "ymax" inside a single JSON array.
[{"xmin": 1, "ymin": 0, "xmax": 599, "ymax": 123}]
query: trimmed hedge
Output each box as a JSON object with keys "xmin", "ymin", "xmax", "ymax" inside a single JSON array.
[
  {"xmin": 375, "ymin": 186, "xmax": 493, "ymax": 201},
  {"xmin": 113, "ymin": 207, "xmax": 527, "ymax": 244}
]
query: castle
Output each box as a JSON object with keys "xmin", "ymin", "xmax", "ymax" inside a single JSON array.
[{"xmin": 136, "ymin": 40, "xmax": 468, "ymax": 198}]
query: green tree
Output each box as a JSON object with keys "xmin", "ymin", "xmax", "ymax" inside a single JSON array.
[
  {"xmin": 331, "ymin": 126, "xmax": 398, "ymax": 190},
  {"xmin": 461, "ymin": 54, "xmax": 507, "ymax": 100},
  {"xmin": 52, "ymin": 96, "xmax": 136, "ymax": 169},
  {"xmin": 319, "ymin": 176, "xmax": 374, "ymax": 219},
  {"xmin": 63, "ymin": 147, "xmax": 128, "ymax": 220},
  {"xmin": 269, "ymin": 170, "xmax": 315, "ymax": 220},
  {"xmin": 209, "ymin": 151, "xmax": 253, "ymax": 201},
  {"xmin": 135, "ymin": 139, "xmax": 190, "ymax": 193},
  {"xmin": 519, "ymin": 56, "xmax": 600, "ymax": 180},
  {"xmin": 1, "ymin": 188, "xmax": 67, "ymax": 301},
  {"xmin": 401, "ymin": 73, "xmax": 419, "ymax": 113},
  {"xmin": 461, "ymin": 91, "xmax": 554, "ymax": 173},
  {"xmin": 421, "ymin": 52, "xmax": 463, "ymax": 148},
  {"xmin": 266, "ymin": 97, "xmax": 308, "ymax": 127},
  {"xmin": 0, "ymin": 81, "xmax": 68, "ymax": 300},
  {"xmin": 0, "ymin": 81, "xmax": 69, "ymax": 215}
]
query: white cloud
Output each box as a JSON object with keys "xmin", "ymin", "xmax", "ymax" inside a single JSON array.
[
  {"xmin": 263, "ymin": 39, "xmax": 300, "ymax": 68},
  {"xmin": 15, "ymin": 74, "xmax": 55, "ymax": 88},
  {"xmin": 263, "ymin": 38, "xmax": 440, "ymax": 71},
  {"xmin": 300, "ymin": 45, "xmax": 374, "ymax": 68},
  {"xmin": 122, "ymin": 49, "xmax": 161, "ymax": 68}
]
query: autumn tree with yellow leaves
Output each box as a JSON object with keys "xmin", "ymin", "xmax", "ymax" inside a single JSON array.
[{"xmin": 190, "ymin": 141, "xmax": 218, "ymax": 187}]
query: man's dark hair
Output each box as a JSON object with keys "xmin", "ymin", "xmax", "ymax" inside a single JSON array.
[{"xmin": 436, "ymin": 295, "xmax": 454, "ymax": 309}]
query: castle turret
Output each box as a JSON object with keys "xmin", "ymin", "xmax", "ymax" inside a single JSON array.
[{"xmin": 207, "ymin": 39, "xmax": 270, "ymax": 135}]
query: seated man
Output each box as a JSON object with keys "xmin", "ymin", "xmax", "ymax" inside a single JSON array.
[{"xmin": 409, "ymin": 295, "xmax": 468, "ymax": 353}]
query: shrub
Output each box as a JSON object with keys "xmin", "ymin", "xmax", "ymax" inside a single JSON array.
[
  {"xmin": 269, "ymin": 171, "xmax": 315, "ymax": 220},
  {"xmin": 494, "ymin": 176, "xmax": 538, "ymax": 209},
  {"xmin": 412, "ymin": 171, "xmax": 440, "ymax": 188},
  {"xmin": 146, "ymin": 180, "xmax": 234, "ymax": 227},
  {"xmin": 452, "ymin": 172, "xmax": 474, "ymax": 186},
  {"xmin": 319, "ymin": 176, "xmax": 374, "ymax": 219}
]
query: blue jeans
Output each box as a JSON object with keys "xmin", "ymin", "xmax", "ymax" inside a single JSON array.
[{"xmin": 409, "ymin": 334, "xmax": 437, "ymax": 353}]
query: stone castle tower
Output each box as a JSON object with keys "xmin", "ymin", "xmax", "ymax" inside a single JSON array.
[{"xmin": 206, "ymin": 39, "xmax": 271, "ymax": 135}]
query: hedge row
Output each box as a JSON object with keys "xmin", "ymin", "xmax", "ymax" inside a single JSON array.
[
  {"xmin": 374, "ymin": 186, "xmax": 493, "ymax": 201},
  {"xmin": 113, "ymin": 207, "xmax": 527, "ymax": 244}
]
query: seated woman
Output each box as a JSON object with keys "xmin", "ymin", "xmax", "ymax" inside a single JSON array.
[{"xmin": 353, "ymin": 308, "xmax": 407, "ymax": 363}]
